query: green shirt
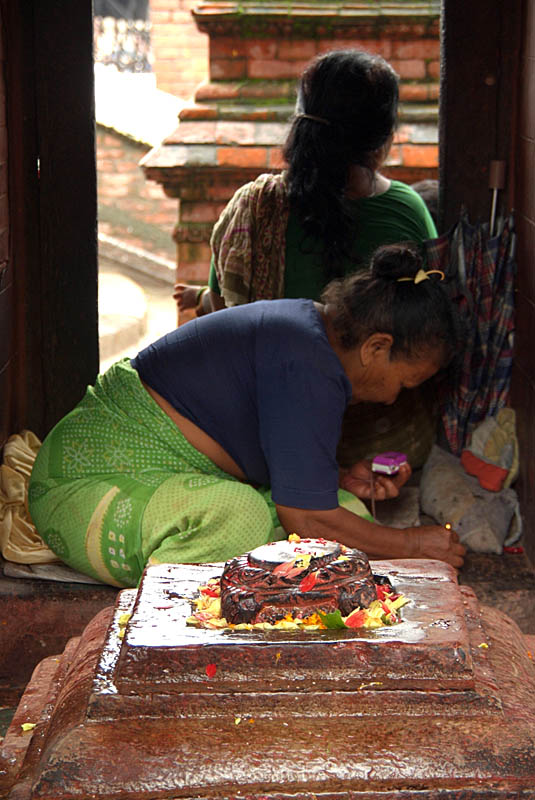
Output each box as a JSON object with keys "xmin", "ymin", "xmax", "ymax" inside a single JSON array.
[{"xmin": 209, "ymin": 179, "xmax": 437, "ymax": 301}]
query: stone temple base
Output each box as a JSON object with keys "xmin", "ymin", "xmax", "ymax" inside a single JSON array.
[{"xmin": 1, "ymin": 559, "xmax": 535, "ymax": 799}]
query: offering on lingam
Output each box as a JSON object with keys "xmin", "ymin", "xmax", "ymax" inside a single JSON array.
[{"xmin": 188, "ymin": 534, "xmax": 409, "ymax": 631}]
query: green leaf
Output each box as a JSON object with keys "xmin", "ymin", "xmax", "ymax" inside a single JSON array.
[{"xmin": 318, "ymin": 609, "xmax": 348, "ymax": 630}]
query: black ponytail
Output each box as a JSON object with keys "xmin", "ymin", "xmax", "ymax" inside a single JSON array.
[{"xmin": 283, "ymin": 49, "xmax": 399, "ymax": 281}]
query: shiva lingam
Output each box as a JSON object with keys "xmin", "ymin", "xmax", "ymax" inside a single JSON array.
[{"xmin": 1, "ymin": 543, "xmax": 535, "ymax": 799}]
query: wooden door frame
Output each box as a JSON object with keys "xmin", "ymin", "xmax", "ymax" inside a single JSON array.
[{"xmin": 2, "ymin": 0, "xmax": 98, "ymax": 439}]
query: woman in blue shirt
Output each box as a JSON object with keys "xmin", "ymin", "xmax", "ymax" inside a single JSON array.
[{"xmin": 29, "ymin": 245, "xmax": 465, "ymax": 587}]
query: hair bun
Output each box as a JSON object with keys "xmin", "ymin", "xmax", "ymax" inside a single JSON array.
[{"xmin": 370, "ymin": 243, "xmax": 423, "ymax": 282}]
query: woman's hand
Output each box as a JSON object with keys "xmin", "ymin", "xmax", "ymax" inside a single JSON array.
[
  {"xmin": 405, "ymin": 524, "xmax": 466, "ymax": 569},
  {"xmin": 340, "ymin": 459, "xmax": 411, "ymax": 500}
]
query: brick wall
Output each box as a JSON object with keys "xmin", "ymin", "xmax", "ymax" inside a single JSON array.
[
  {"xmin": 97, "ymin": 126, "xmax": 178, "ymax": 262},
  {"xmin": 0, "ymin": 4, "xmax": 11, "ymax": 452},
  {"xmin": 511, "ymin": 0, "xmax": 535, "ymax": 565},
  {"xmin": 198, "ymin": 32, "xmax": 440, "ymax": 181},
  {"xmin": 207, "ymin": 33, "xmax": 440, "ymax": 86},
  {"xmin": 143, "ymin": 6, "xmax": 441, "ymax": 289},
  {"xmin": 149, "ymin": 0, "xmax": 209, "ymax": 99}
]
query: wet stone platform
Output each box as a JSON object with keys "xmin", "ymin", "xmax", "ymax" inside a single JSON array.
[{"xmin": 1, "ymin": 559, "xmax": 534, "ymax": 799}]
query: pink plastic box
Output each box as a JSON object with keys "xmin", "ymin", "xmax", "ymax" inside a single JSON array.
[{"xmin": 371, "ymin": 451, "xmax": 408, "ymax": 476}]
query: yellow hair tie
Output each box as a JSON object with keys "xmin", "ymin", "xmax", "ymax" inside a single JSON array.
[{"xmin": 397, "ymin": 268, "xmax": 445, "ymax": 284}]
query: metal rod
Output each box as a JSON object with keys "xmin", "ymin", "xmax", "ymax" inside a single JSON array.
[{"xmin": 488, "ymin": 160, "xmax": 506, "ymax": 237}]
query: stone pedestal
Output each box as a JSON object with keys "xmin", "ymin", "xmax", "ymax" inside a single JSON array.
[
  {"xmin": 140, "ymin": 1, "xmax": 441, "ymax": 301},
  {"xmin": 2, "ymin": 559, "xmax": 535, "ymax": 798}
]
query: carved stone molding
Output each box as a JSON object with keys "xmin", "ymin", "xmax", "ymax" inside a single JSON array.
[{"xmin": 193, "ymin": 1, "xmax": 440, "ymax": 38}]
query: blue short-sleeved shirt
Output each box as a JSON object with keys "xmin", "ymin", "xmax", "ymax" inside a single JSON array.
[{"xmin": 131, "ymin": 299, "xmax": 352, "ymax": 509}]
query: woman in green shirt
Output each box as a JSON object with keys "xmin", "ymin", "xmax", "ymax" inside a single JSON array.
[{"xmin": 176, "ymin": 49, "xmax": 439, "ymax": 468}]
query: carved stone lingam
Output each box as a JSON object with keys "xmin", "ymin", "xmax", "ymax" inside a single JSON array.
[{"xmin": 1, "ymin": 558, "xmax": 535, "ymax": 799}]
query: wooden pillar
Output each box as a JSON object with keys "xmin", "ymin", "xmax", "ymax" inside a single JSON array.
[
  {"xmin": 2, "ymin": 0, "xmax": 99, "ymax": 439},
  {"xmin": 439, "ymin": 0, "xmax": 522, "ymax": 230}
]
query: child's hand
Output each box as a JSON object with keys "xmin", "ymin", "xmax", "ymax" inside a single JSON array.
[
  {"xmin": 173, "ymin": 284, "xmax": 201, "ymax": 311},
  {"xmin": 340, "ymin": 459, "xmax": 411, "ymax": 500}
]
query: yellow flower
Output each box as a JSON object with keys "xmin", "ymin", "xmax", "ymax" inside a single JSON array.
[
  {"xmin": 388, "ymin": 596, "xmax": 410, "ymax": 611},
  {"xmin": 294, "ymin": 553, "xmax": 312, "ymax": 570},
  {"xmin": 273, "ymin": 619, "xmax": 300, "ymax": 631},
  {"xmin": 363, "ymin": 616, "xmax": 384, "ymax": 629},
  {"xmin": 301, "ymin": 612, "xmax": 324, "ymax": 627}
]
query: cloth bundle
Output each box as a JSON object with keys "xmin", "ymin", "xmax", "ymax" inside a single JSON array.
[
  {"xmin": 0, "ymin": 430, "xmax": 58, "ymax": 563},
  {"xmin": 460, "ymin": 407, "xmax": 518, "ymax": 492},
  {"xmin": 420, "ymin": 436, "xmax": 521, "ymax": 555}
]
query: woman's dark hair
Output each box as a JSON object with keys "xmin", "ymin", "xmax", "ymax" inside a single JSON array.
[
  {"xmin": 282, "ymin": 49, "xmax": 399, "ymax": 279},
  {"xmin": 321, "ymin": 244, "xmax": 463, "ymax": 364}
]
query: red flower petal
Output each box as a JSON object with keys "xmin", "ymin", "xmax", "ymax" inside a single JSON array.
[
  {"xmin": 205, "ymin": 663, "xmax": 217, "ymax": 679},
  {"xmin": 375, "ymin": 584, "xmax": 391, "ymax": 601},
  {"xmin": 345, "ymin": 609, "xmax": 366, "ymax": 628},
  {"xmin": 272, "ymin": 560, "xmax": 298, "ymax": 577},
  {"xmin": 299, "ymin": 571, "xmax": 318, "ymax": 592}
]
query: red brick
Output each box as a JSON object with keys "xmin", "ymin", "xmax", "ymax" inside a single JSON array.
[
  {"xmin": 245, "ymin": 40, "xmax": 278, "ymax": 60},
  {"xmin": 210, "ymin": 38, "xmax": 245, "ymax": 59},
  {"xmin": 394, "ymin": 23, "xmax": 428, "ymax": 37},
  {"xmin": 210, "ymin": 57, "xmax": 246, "ymax": 80},
  {"xmin": 169, "ymin": 10, "xmax": 191, "ymax": 24},
  {"xmin": 149, "ymin": 0, "xmax": 172, "ymax": 8},
  {"xmin": 217, "ymin": 147, "xmax": 268, "ymax": 168},
  {"xmin": 278, "ymin": 40, "xmax": 317, "ymax": 61},
  {"xmin": 177, "ymin": 241, "xmax": 212, "ymax": 266},
  {"xmin": 215, "ymin": 122, "xmax": 256, "ymax": 146},
  {"xmin": 268, "ymin": 148, "xmax": 286, "ymax": 170},
  {"xmin": 166, "ymin": 121, "xmax": 217, "ymax": 145},
  {"xmin": 399, "ymin": 84, "xmax": 430, "ymax": 102},
  {"xmin": 429, "ymin": 83, "xmax": 440, "ymax": 101},
  {"xmin": 401, "ymin": 144, "xmax": 439, "ymax": 168},
  {"xmin": 152, "ymin": 45, "xmax": 186, "ymax": 61},
  {"xmin": 390, "ymin": 59, "xmax": 427, "ymax": 80},
  {"xmin": 391, "ymin": 40, "xmax": 440, "ymax": 60},
  {"xmin": 202, "ymin": 182, "xmax": 244, "ymax": 202},
  {"xmin": 180, "ymin": 105, "xmax": 219, "ymax": 120},
  {"xmin": 149, "ymin": 10, "xmax": 173, "ymax": 24},
  {"xmin": 248, "ymin": 59, "xmax": 308, "ymax": 80},
  {"xmin": 114, "ymin": 160, "xmax": 140, "ymax": 174},
  {"xmin": 178, "ymin": 264, "xmax": 211, "ymax": 284},
  {"xmin": 153, "ymin": 26, "xmax": 189, "ymax": 42},
  {"xmin": 428, "ymin": 60, "xmax": 441, "ymax": 80},
  {"xmin": 195, "ymin": 82, "xmax": 241, "ymax": 102},
  {"xmin": 180, "ymin": 201, "xmax": 223, "ymax": 223},
  {"xmin": 324, "ymin": 38, "xmax": 393, "ymax": 60},
  {"xmin": 383, "ymin": 165, "xmax": 438, "ymax": 183}
]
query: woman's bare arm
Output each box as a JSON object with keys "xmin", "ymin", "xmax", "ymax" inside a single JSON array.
[{"xmin": 275, "ymin": 504, "xmax": 466, "ymax": 568}]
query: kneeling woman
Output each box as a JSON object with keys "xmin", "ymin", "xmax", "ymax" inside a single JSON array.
[{"xmin": 28, "ymin": 245, "xmax": 466, "ymax": 587}]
